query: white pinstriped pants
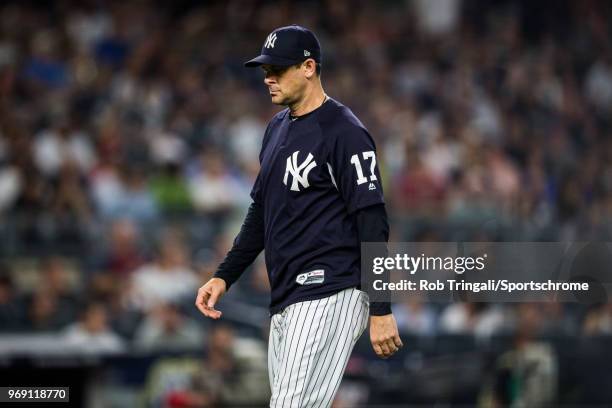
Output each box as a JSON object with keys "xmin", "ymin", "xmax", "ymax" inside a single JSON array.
[{"xmin": 268, "ymin": 287, "xmax": 369, "ymax": 408}]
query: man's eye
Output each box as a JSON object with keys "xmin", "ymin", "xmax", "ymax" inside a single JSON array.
[{"xmin": 264, "ymin": 67, "xmax": 286, "ymax": 76}]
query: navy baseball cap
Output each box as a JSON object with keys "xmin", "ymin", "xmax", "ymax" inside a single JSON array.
[{"xmin": 244, "ymin": 25, "xmax": 321, "ymax": 67}]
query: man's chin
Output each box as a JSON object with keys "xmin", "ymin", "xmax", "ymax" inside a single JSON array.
[{"xmin": 270, "ymin": 96, "xmax": 284, "ymax": 105}]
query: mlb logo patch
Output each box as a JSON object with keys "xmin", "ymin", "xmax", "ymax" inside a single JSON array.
[{"xmin": 296, "ymin": 269, "xmax": 325, "ymax": 285}]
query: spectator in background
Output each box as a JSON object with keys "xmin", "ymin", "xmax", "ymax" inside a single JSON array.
[
  {"xmin": 394, "ymin": 295, "xmax": 437, "ymax": 336},
  {"xmin": 143, "ymin": 323, "xmax": 269, "ymax": 407},
  {"xmin": 0, "ymin": 158, "xmax": 21, "ymax": 215},
  {"xmin": 11, "ymin": 169, "xmax": 53, "ymax": 246},
  {"xmin": 484, "ymin": 145, "xmax": 521, "ymax": 205},
  {"xmin": 61, "ymin": 301, "xmax": 125, "ymax": 354},
  {"xmin": 39, "ymin": 256, "xmax": 80, "ymax": 311},
  {"xmin": 33, "ymin": 117, "xmax": 95, "ymax": 177},
  {"xmin": 148, "ymin": 128, "xmax": 187, "ymax": 168},
  {"xmin": 439, "ymin": 302, "xmax": 510, "ymax": 339},
  {"xmin": 585, "ymin": 56, "xmax": 612, "ymax": 115},
  {"xmin": 128, "ymin": 230, "xmax": 198, "ymax": 312},
  {"xmin": 538, "ymin": 301, "xmax": 579, "ymax": 337},
  {"xmin": 87, "ymin": 269, "xmax": 143, "ymax": 341},
  {"xmin": 479, "ymin": 303, "xmax": 557, "ymax": 408},
  {"xmin": 226, "ymin": 113, "xmax": 265, "ymax": 169},
  {"xmin": 22, "ymin": 28, "xmax": 70, "ymax": 89},
  {"xmin": 392, "ymin": 144, "xmax": 446, "ymax": 215},
  {"xmin": 446, "ymin": 149, "xmax": 502, "ymax": 224},
  {"xmin": 50, "ymin": 162, "xmax": 93, "ymax": 250},
  {"xmin": 187, "ymin": 149, "xmax": 244, "ymax": 216},
  {"xmin": 90, "ymin": 218, "xmax": 146, "ymax": 277},
  {"xmin": 190, "ymin": 323, "xmax": 269, "ymax": 406},
  {"xmin": 134, "ymin": 301, "xmax": 204, "ymax": 352},
  {"xmin": 89, "ymin": 156, "xmax": 124, "ymax": 220},
  {"xmin": 109, "ymin": 165, "xmax": 159, "ymax": 224},
  {"xmin": 150, "ymin": 163, "xmax": 192, "ymax": 215},
  {"xmin": 27, "ymin": 287, "xmax": 74, "ymax": 332},
  {"xmin": 24, "ymin": 257, "xmax": 80, "ymax": 333},
  {"xmin": 0, "ymin": 266, "xmax": 25, "ymax": 331},
  {"xmin": 583, "ymin": 303, "xmax": 612, "ymax": 335}
]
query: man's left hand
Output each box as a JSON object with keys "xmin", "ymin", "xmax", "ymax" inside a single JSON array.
[{"xmin": 370, "ymin": 314, "xmax": 403, "ymax": 359}]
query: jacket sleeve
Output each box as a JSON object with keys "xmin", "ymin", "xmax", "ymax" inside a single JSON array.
[
  {"xmin": 213, "ymin": 201, "xmax": 265, "ymax": 289},
  {"xmin": 355, "ymin": 203, "xmax": 392, "ymax": 316}
]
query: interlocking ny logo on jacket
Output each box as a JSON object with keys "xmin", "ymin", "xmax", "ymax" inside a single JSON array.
[{"xmin": 283, "ymin": 151, "xmax": 316, "ymax": 191}]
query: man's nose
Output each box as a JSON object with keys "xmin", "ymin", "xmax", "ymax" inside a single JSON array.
[{"xmin": 264, "ymin": 75, "xmax": 276, "ymax": 86}]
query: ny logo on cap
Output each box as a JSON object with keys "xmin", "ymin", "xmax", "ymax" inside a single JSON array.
[{"xmin": 264, "ymin": 32, "xmax": 278, "ymax": 49}]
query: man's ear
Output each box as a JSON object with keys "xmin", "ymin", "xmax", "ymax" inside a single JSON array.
[{"xmin": 303, "ymin": 59, "xmax": 317, "ymax": 79}]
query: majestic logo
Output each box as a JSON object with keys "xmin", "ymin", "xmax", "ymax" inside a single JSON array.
[
  {"xmin": 284, "ymin": 151, "xmax": 317, "ymax": 191},
  {"xmin": 264, "ymin": 32, "xmax": 278, "ymax": 49}
]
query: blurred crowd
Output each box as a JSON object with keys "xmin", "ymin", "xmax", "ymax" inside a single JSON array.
[{"xmin": 0, "ymin": 0, "xmax": 612, "ymax": 405}]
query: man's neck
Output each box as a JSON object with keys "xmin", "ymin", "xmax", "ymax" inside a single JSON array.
[{"xmin": 288, "ymin": 86, "xmax": 326, "ymax": 117}]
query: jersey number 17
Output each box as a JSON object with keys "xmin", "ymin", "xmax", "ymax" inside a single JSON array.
[{"xmin": 350, "ymin": 151, "xmax": 377, "ymax": 185}]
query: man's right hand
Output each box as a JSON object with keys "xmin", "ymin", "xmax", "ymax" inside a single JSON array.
[{"xmin": 195, "ymin": 277, "xmax": 227, "ymax": 319}]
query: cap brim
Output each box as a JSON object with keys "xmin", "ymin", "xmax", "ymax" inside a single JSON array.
[{"xmin": 244, "ymin": 54, "xmax": 302, "ymax": 67}]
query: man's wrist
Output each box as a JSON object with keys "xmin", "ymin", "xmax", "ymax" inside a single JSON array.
[
  {"xmin": 211, "ymin": 274, "xmax": 231, "ymax": 290},
  {"xmin": 369, "ymin": 301, "xmax": 392, "ymax": 316}
]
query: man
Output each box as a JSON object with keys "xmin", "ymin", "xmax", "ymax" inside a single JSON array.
[{"xmin": 195, "ymin": 25, "xmax": 402, "ymax": 407}]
